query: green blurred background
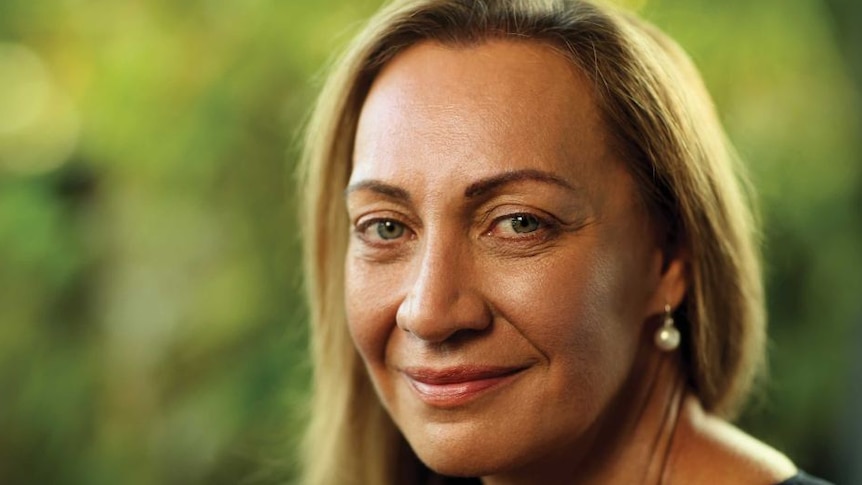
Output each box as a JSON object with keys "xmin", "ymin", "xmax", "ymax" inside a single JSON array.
[{"xmin": 0, "ymin": 0, "xmax": 859, "ymax": 483}]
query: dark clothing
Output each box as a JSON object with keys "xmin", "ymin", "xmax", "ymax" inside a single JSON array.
[
  {"xmin": 777, "ymin": 471, "xmax": 835, "ymax": 485},
  {"xmin": 433, "ymin": 469, "xmax": 836, "ymax": 484}
]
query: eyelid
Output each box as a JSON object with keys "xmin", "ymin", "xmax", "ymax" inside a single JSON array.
[
  {"xmin": 480, "ymin": 203, "xmax": 558, "ymax": 227},
  {"xmin": 355, "ymin": 216, "xmax": 405, "ymax": 233},
  {"xmin": 353, "ymin": 209, "xmax": 418, "ymax": 230}
]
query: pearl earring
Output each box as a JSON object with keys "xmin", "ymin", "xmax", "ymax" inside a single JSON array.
[{"xmin": 654, "ymin": 303, "xmax": 680, "ymax": 352}]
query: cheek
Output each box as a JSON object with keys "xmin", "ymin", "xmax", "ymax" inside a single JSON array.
[
  {"xmin": 490, "ymin": 246, "xmax": 644, "ymax": 401},
  {"xmin": 344, "ymin": 257, "xmax": 402, "ymax": 367},
  {"xmin": 499, "ymin": 249, "xmax": 626, "ymax": 338}
]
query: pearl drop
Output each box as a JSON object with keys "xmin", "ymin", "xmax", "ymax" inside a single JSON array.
[{"xmin": 655, "ymin": 325, "xmax": 680, "ymax": 351}]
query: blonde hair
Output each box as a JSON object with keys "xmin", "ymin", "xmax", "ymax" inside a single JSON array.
[{"xmin": 298, "ymin": 0, "xmax": 765, "ymax": 483}]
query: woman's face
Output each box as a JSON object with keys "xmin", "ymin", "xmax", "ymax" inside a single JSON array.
[{"xmin": 345, "ymin": 40, "xmax": 675, "ymax": 478}]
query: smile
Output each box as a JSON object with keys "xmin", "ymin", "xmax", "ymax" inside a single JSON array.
[{"xmin": 401, "ymin": 365, "xmax": 528, "ymax": 408}]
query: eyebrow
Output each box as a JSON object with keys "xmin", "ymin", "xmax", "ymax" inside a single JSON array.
[
  {"xmin": 344, "ymin": 180, "xmax": 412, "ymax": 202},
  {"xmin": 344, "ymin": 168, "xmax": 577, "ymax": 202},
  {"xmin": 463, "ymin": 169, "xmax": 577, "ymax": 198}
]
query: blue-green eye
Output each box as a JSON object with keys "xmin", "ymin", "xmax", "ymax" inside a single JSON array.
[
  {"xmin": 509, "ymin": 214, "xmax": 540, "ymax": 233},
  {"xmin": 376, "ymin": 220, "xmax": 405, "ymax": 240}
]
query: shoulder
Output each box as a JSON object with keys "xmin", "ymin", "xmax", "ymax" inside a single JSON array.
[{"xmin": 667, "ymin": 395, "xmax": 798, "ymax": 485}]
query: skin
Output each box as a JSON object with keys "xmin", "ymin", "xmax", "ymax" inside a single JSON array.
[{"xmin": 344, "ymin": 40, "xmax": 796, "ymax": 484}]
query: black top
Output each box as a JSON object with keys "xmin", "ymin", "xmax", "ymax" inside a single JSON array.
[
  {"xmin": 776, "ymin": 471, "xmax": 835, "ymax": 485},
  {"xmin": 432, "ymin": 470, "xmax": 836, "ymax": 484}
]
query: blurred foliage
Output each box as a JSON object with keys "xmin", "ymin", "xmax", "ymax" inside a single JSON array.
[{"xmin": 0, "ymin": 0, "xmax": 859, "ymax": 483}]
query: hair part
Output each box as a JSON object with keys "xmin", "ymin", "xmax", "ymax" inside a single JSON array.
[{"xmin": 298, "ymin": 1, "xmax": 765, "ymax": 483}]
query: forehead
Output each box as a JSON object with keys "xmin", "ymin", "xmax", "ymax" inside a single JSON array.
[{"xmin": 352, "ymin": 39, "xmax": 613, "ymax": 187}]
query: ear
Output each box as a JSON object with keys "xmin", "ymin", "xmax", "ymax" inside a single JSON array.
[{"xmin": 646, "ymin": 249, "xmax": 688, "ymax": 317}]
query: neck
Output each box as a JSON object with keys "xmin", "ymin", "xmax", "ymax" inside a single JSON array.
[{"xmin": 481, "ymin": 348, "xmax": 686, "ymax": 485}]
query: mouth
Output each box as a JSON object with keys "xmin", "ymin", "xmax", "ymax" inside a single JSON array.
[{"xmin": 401, "ymin": 365, "xmax": 529, "ymax": 408}]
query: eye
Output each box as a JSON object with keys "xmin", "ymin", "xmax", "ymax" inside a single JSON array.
[
  {"xmin": 508, "ymin": 214, "xmax": 540, "ymax": 234},
  {"xmin": 354, "ymin": 217, "xmax": 411, "ymax": 245},
  {"xmin": 493, "ymin": 213, "xmax": 542, "ymax": 235},
  {"xmin": 376, "ymin": 219, "xmax": 405, "ymax": 240},
  {"xmin": 485, "ymin": 211, "xmax": 559, "ymax": 242}
]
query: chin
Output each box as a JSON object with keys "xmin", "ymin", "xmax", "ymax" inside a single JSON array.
[
  {"xmin": 416, "ymin": 449, "xmax": 501, "ymax": 478},
  {"xmin": 405, "ymin": 424, "xmax": 538, "ymax": 479}
]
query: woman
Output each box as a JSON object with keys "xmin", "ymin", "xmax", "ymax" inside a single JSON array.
[{"xmin": 298, "ymin": 0, "xmax": 833, "ymax": 483}]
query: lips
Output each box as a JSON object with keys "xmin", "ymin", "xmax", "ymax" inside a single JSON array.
[{"xmin": 401, "ymin": 365, "xmax": 528, "ymax": 408}]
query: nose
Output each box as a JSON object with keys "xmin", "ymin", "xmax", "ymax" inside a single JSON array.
[{"xmin": 396, "ymin": 238, "xmax": 492, "ymax": 343}]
